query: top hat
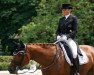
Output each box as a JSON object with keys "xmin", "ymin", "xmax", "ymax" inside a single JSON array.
[{"xmin": 61, "ymin": 4, "xmax": 73, "ymax": 9}]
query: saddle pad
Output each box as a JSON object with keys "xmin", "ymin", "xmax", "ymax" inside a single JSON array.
[{"xmin": 60, "ymin": 43, "xmax": 89, "ymax": 66}]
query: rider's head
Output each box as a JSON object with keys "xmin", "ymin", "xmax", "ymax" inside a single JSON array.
[{"xmin": 61, "ymin": 4, "xmax": 73, "ymax": 16}]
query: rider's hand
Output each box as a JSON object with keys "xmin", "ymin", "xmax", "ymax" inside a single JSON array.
[
  {"xmin": 67, "ymin": 34, "xmax": 70, "ymax": 40},
  {"xmin": 61, "ymin": 35, "xmax": 67, "ymax": 41},
  {"xmin": 57, "ymin": 35, "xmax": 61, "ymax": 40}
]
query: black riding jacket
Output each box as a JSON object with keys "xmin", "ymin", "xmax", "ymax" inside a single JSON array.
[{"xmin": 56, "ymin": 15, "xmax": 78, "ymax": 39}]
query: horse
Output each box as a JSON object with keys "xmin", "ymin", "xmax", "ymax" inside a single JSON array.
[{"xmin": 8, "ymin": 40, "xmax": 94, "ymax": 75}]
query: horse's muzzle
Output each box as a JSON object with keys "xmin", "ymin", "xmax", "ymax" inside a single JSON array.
[{"xmin": 8, "ymin": 65, "xmax": 18, "ymax": 74}]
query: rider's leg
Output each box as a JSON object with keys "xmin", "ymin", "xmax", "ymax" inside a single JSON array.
[
  {"xmin": 58, "ymin": 35, "xmax": 80, "ymax": 74},
  {"xmin": 67, "ymin": 39, "xmax": 77, "ymax": 58},
  {"xmin": 73, "ymin": 56, "xmax": 80, "ymax": 75},
  {"xmin": 75, "ymin": 41, "xmax": 83, "ymax": 56},
  {"xmin": 67, "ymin": 39, "xmax": 80, "ymax": 75}
]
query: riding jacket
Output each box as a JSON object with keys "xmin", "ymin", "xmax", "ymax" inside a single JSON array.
[{"xmin": 56, "ymin": 15, "xmax": 78, "ymax": 39}]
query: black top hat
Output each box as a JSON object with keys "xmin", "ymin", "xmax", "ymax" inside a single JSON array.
[{"xmin": 61, "ymin": 4, "xmax": 73, "ymax": 9}]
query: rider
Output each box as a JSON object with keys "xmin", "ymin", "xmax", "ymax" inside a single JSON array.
[{"xmin": 56, "ymin": 4, "xmax": 82, "ymax": 75}]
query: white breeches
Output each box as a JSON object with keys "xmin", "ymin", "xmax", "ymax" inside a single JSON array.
[
  {"xmin": 67, "ymin": 39, "xmax": 77, "ymax": 58},
  {"xmin": 57, "ymin": 35, "xmax": 77, "ymax": 58}
]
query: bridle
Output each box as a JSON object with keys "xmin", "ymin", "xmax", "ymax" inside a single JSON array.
[
  {"xmin": 12, "ymin": 50, "xmax": 26, "ymax": 68},
  {"xmin": 40, "ymin": 44, "xmax": 61, "ymax": 70},
  {"xmin": 11, "ymin": 44, "xmax": 61, "ymax": 71}
]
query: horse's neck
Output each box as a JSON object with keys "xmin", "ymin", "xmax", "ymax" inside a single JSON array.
[{"xmin": 26, "ymin": 43, "xmax": 57, "ymax": 66}]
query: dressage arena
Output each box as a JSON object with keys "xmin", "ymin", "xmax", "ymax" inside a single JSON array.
[{"xmin": 0, "ymin": 70, "xmax": 42, "ymax": 75}]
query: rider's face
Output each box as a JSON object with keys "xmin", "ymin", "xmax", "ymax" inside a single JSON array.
[{"xmin": 62, "ymin": 9, "xmax": 71, "ymax": 16}]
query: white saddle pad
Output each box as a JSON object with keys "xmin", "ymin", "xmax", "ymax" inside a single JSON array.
[{"xmin": 60, "ymin": 43, "xmax": 89, "ymax": 66}]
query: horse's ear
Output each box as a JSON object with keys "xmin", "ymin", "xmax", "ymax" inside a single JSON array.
[
  {"xmin": 20, "ymin": 40, "xmax": 25, "ymax": 49},
  {"xmin": 13, "ymin": 39, "xmax": 19, "ymax": 45},
  {"xmin": 8, "ymin": 39, "xmax": 16, "ymax": 45},
  {"xmin": 8, "ymin": 39, "xmax": 20, "ymax": 47}
]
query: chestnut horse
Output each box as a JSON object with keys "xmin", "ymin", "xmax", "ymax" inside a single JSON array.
[{"xmin": 8, "ymin": 40, "xmax": 94, "ymax": 75}]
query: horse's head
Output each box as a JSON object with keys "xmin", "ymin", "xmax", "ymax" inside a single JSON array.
[{"xmin": 8, "ymin": 39, "xmax": 30, "ymax": 74}]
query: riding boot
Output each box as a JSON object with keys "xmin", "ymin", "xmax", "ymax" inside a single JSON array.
[
  {"xmin": 78, "ymin": 46, "xmax": 83, "ymax": 56},
  {"xmin": 73, "ymin": 56, "xmax": 80, "ymax": 75},
  {"xmin": 75, "ymin": 41, "xmax": 83, "ymax": 56}
]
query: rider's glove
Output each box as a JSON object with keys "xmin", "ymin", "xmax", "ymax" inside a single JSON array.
[
  {"xmin": 57, "ymin": 35, "xmax": 61, "ymax": 40},
  {"xmin": 67, "ymin": 34, "xmax": 70, "ymax": 40}
]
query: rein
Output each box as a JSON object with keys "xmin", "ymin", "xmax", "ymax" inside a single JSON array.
[{"xmin": 40, "ymin": 44, "xmax": 61, "ymax": 70}]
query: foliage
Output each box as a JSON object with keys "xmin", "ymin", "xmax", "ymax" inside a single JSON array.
[
  {"xmin": 0, "ymin": 56, "xmax": 37, "ymax": 70},
  {"xmin": 19, "ymin": 0, "xmax": 94, "ymax": 45},
  {"xmin": 0, "ymin": 0, "xmax": 39, "ymax": 38},
  {"xmin": 19, "ymin": 0, "xmax": 65, "ymax": 43},
  {"xmin": 0, "ymin": 0, "xmax": 40, "ymax": 53},
  {"xmin": 0, "ymin": 0, "xmax": 94, "ymax": 54},
  {"xmin": 0, "ymin": 56, "xmax": 12, "ymax": 70},
  {"xmin": 73, "ymin": 1, "xmax": 94, "ymax": 45},
  {"xmin": 0, "ymin": 62, "xmax": 10, "ymax": 70}
]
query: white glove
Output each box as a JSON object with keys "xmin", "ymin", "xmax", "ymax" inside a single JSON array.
[
  {"xmin": 61, "ymin": 35, "xmax": 67, "ymax": 41},
  {"xmin": 57, "ymin": 35, "xmax": 61, "ymax": 40}
]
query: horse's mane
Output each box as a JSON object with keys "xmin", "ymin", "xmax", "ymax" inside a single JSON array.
[
  {"xmin": 28, "ymin": 43, "xmax": 56, "ymax": 46},
  {"xmin": 27, "ymin": 43, "xmax": 57, "ymax": 48}
]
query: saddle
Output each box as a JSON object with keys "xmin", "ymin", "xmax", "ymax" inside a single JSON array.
[
  {"xmin": 59, "ymin": 41, "xmax": 74, "ymax": 64},
  {"xmin": 58, "ymin": 42, "xmax": 89, "ymax": 66}
]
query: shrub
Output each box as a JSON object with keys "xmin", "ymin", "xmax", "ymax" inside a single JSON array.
[
  {"xmin": 0, "ymin": 56, "xmax": 39, "ymax": 70},
  {"xmin": 0, "ymin": 56, "xmax": 12, "ymax": 70}
]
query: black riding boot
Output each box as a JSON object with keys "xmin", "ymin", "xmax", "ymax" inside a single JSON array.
[
  {"xmin": 73, "ymin": 56, "xmax": 80, "ymax": 75},
  {"xmin": 77, "ymin": 45, "xmax": 83, "ymax": 56},
  {"xmin": 75, "ymin": 41, "xmax": 83, "ymax": 56}
]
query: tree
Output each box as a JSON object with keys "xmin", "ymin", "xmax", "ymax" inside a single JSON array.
[
  {"xmin": 72, "ymin": 1, "xmax": 94, "ymax": 45},
  {"xmin": 0, "ymin": 0, "xmax": 40, "ymax": 54},
  {"xmin": 19, "ymin": 0, "xmax": 65, "ymax": 43},
  {"xmin": 20, "ymin": 0, "xmax": 94, "ymax": 45},
  {"xmin": 0, "ymin": 0, "xmax": 94, "ymax": 55}
]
